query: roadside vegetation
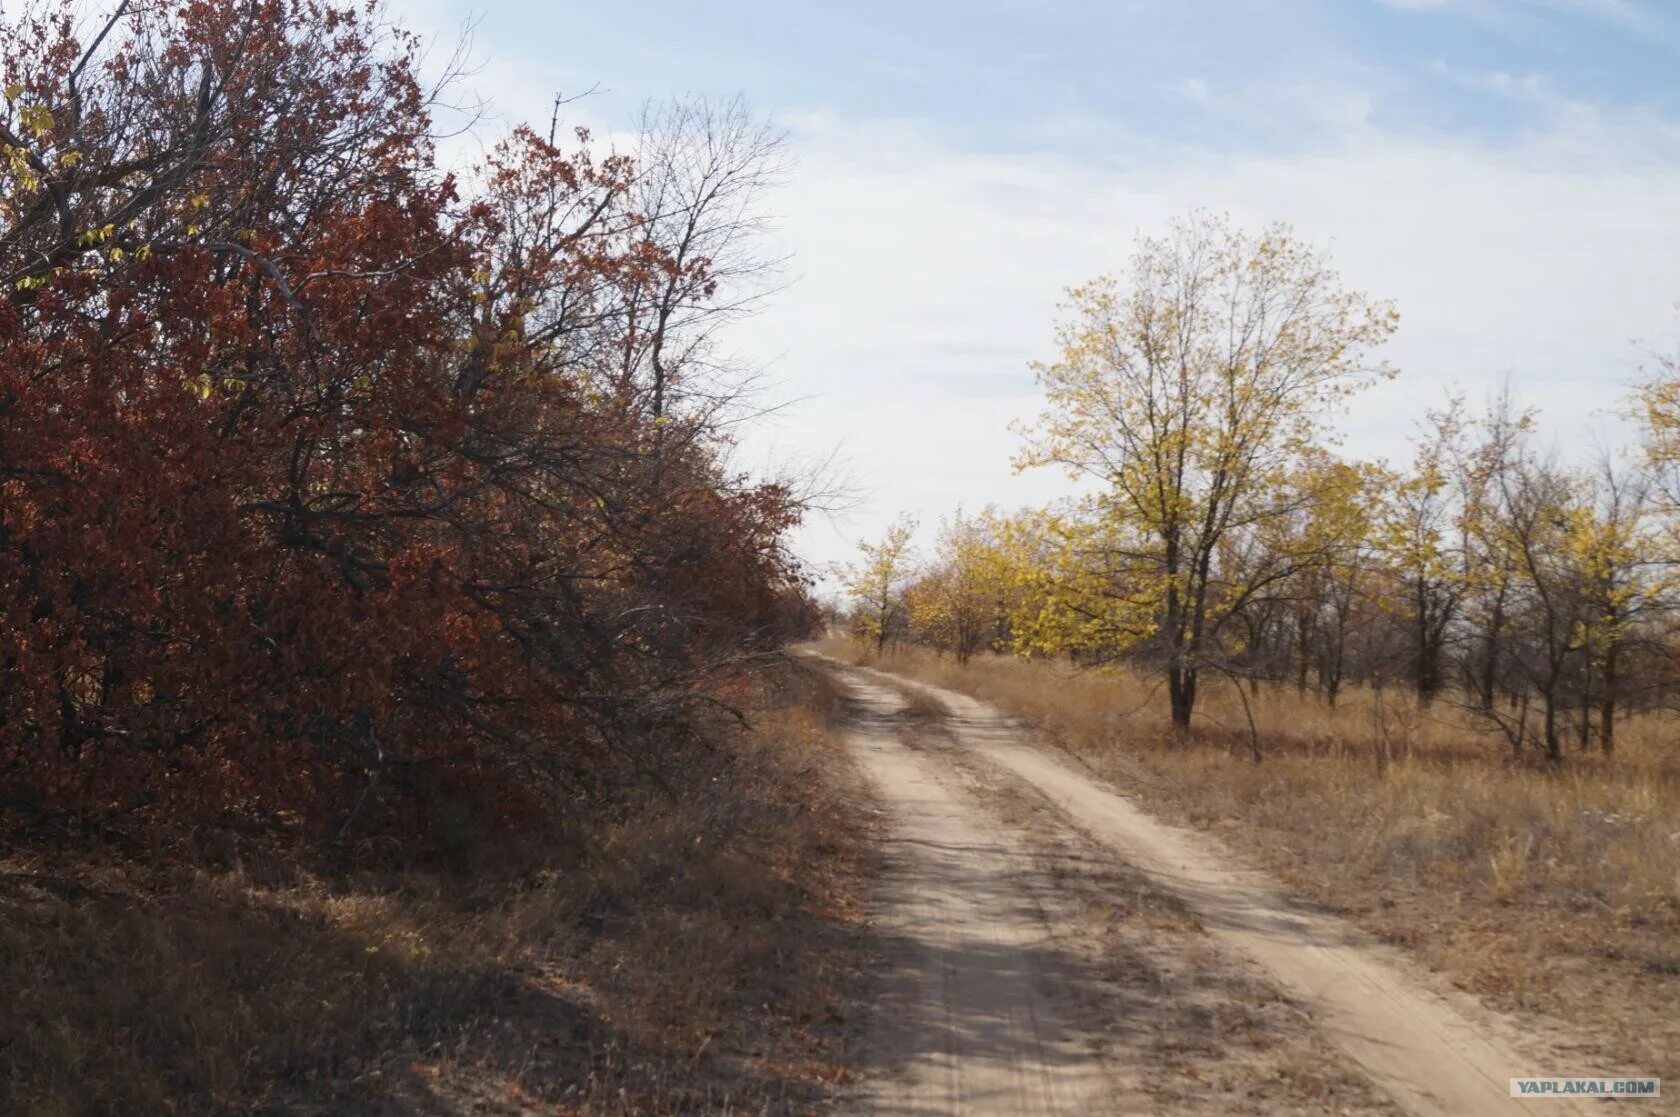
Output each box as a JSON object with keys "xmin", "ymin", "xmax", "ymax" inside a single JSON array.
[
  {"xmin": 4, "ymin": 666, "xmax": 872, "ymax": 1114},
  {"xmin": 0, "ymin": 3, "xmax": 864, "ymax": 1113}
]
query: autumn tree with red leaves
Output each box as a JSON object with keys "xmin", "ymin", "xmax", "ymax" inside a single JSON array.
[{"xmin": 0, "ymin": 0, "xmax": 808, "ymax": 849}]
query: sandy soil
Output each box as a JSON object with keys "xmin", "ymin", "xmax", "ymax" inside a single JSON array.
[
  {"xmin": 828, "ymin": 658, "xmax": 1612, "ymax": 1116},
  {"xmin": 839, "ymin": 671, "xmax": 1118, "ymax": 1115}
]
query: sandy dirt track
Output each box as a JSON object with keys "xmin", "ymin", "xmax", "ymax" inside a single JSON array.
[
  {"xmin": 828, "ymin": 658, "xmax": 1608, "ymax": 1117},
  {"xmin": 841, "ymin": 672, "xmax": 1117, "ymax": 1116}
]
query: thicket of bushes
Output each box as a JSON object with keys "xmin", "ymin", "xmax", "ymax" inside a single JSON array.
[{"xmin": 0, "ymin": 0, "xmax": 815, "ymax": 852}]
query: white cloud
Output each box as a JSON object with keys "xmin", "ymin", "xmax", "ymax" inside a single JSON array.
[
  {"xmin": 1431, "ymin": 61, "xmax": 1555, "ymax": 104},
  {"xmin": 1376, "ymin": 0, "xmax": 1672, "ymax": 39},
  {"xmin": 735, "ymin": 101, "xmax": 1680, "ymax": 572},
  {"xmin": 1174, "ymin": 75, "xmax": 1378, "ymax": 139},
  {"xmin": 1538, "ymin": 0, "xmax": 1658, "ymax": 32}
]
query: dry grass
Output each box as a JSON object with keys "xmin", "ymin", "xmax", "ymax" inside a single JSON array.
[
  {"xmin": 897, "ymin": 684, "xmax": 950, "ymax": 723},
  {"xmin": 822, "ymin": 638, "xmax": 1680, "ymax": 1081},
  {"xmin": 0, "ymin": 666, "xmax": 872, "ymax": 1116}
]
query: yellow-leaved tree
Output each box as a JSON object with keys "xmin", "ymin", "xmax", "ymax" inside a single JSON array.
[
  {"xmin": 907, "ymin": 509, "xmax": 1016, "ymax": 664},
  {"xmin": 1014, "ymin": 212, "xmax": 1399, "ymax": 729},
  {"xmin": 1567, "ymin": 462, "xmax": 1660, "ymax": 758},
  {"xmin": 842, "ymin": 515, "xmax": 918, "ymax": 654}
]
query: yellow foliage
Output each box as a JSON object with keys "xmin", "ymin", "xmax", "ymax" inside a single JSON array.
[{"xmin": 1009, "ymin": 212, "xmax": 1398, "ymax": 716}]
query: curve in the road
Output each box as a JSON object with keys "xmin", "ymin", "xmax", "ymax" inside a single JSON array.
[{"xmin": 836, "ymin": 657, "xmax": 1607, "ymax": 1117}]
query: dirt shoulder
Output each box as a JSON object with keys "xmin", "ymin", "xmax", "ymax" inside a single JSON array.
[{"xmin": 2, "ymin": 673, "xmax": 875, "ymax": 1116}]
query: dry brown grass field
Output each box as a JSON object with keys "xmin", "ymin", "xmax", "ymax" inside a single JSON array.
[
  {"xmin": 820, "ymin": 637, "xmax": 1680, "ymax": 1085},
  {"xmin": 0, "ymin": 668, "xmax": 871, "ymax": 1117}
]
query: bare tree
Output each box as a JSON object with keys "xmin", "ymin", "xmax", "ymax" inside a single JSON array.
[{"xmin": 623, "ymin": 96, "xmax": 786, "ymax": 420}]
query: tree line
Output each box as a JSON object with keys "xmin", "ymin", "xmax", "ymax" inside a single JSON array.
[
  {"xmin": 844, "ymin": 212, "xmax": 1680, "ymax": 765},
  {"xmin": 0, "ymin": 0, "xmax": 818, "ymax": 849}
]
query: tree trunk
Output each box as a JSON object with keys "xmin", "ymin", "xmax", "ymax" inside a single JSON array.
[
  {"xmin": 1415, "ymin": 597, "xmax": 1444, "ymax": 705},
  {"xmin": 1324, "ymin": 620, "xmax": 1346, "ymax": 709},
  {"xmin": 1416, "ymin": 637, "xmax": 1442, "ymax": 705},
  {"xmin": 1168, "ymin": 664, "xmax": 1196, "ymax": 731},
  {"xmin": 1511, "ymin": 690, "xmax": 1529, "ymax": 759},
  {"xmin": 1543, "ymin": 691, "xmax": 1561, "ymax": 765},
  {"xmin": 1296, "ymin": 612, "xmax": 1313, "ymax": 696},
  {"xmin": 1599, "ymin": 642, "xmax": 1617, "ymax": 758},
  {"xmin": 1478, "ymin": 631, "xmax": 1498, "ymax": 712}
]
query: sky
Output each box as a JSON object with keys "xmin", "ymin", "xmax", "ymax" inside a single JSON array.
[{"xmin": 388, "ymin": 0, "xmax": 1680, "ymax": 578}]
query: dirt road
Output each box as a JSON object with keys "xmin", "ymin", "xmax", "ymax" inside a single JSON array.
[
  {"xmin": 830, "ymin": 659, "xmax": 1606, "ymax": 1117},
  {"xmin": 841, "ymin": 671, "xmax": 1117, "ymax": 1116}
]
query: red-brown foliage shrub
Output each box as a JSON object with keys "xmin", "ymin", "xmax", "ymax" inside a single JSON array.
[{"xmin": 0, "ymin": 1, "xmax": 811, "ymax": 850}]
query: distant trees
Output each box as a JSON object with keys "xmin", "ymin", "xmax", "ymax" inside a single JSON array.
[
  {"xmin": 1571, "ymin": 463, "xmax": 1657, "ymax": 757},
  {"xmin": 906, "ymin": 510, "xmax": 1014, "ymax": 664},
  {"xmin": 1381, "ymin": 404, "xmax": 1470, "ymax": 705},
  {"xmin": 1012, "ymin": 212, "xmax": 1399, "ymax": 728},
  {"xmin": 841, "ymin": 515, "xmax": 918, "ymax": 653},
  {"xmin": 0, "ymin": 1, "xmax": 812, "ymax": 847},
  {"xmin": 861, "ymin": 215, "xmax": 1680, "ymax": 766}
]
